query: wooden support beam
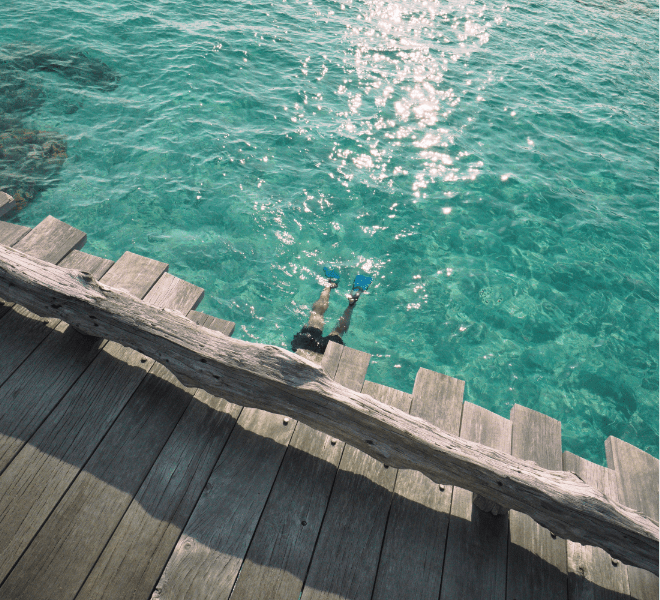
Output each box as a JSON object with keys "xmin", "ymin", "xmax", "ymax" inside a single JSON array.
[{"xmin": 0, "ymin": 243, "xmax": 657, "ymax": 575}]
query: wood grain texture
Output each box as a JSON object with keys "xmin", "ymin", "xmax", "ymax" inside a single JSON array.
[
  {"xmin": 77, "ymin": 388, "xmax": 242, "ymax": 600},
  {"xmin": 0, "ymin": 252, "xmax": 200, "ymax": 587},
  {"xmin": 0, "ymin": 248, "xmax": 164, "ymax": 475},
  {"xmin": 507, "ymin": 404, "xmax": 568, "ymax": 600},
  {"xmin": 563, "ymin": 451, "xmax": 631, "ymax": 600},
  {"xmin": 150, "ymin": 406, "xmax": 296, "ymax": 600},
  {"xmin": 100, "ymin": 250, "xmax": 168, "ymax": 299},
  {"xmin": 73, "ymin": 314, "xmax": 240, "ymax": 600},
  {"xmin": 0, "ymin": 221, "xmax": 30, "ymax": 246},
  {"xmin": 0, "ymin": 341, "xmax": 154, "ymax": 584},
  {"xmin": 0, "ymin": 217, "xmax": 87, "ymax": 384},
  {"xmin": 58, "ymin": 249, "xmax": 114, "ymax": 279},
  {"xmin": 0, "ymin": 296, "xmax": 14, "ymax": 320},
  {"xmin": 606, "ymin": 437, "xmax": 659, "ymax": 600},
  {"xmin": 300, "ymin": 381, "xmax": 411, "ymax": 600},
  {"xmin": 372, "ymin": 368, "xmax": 465, "ymax": 600},
  {"xmin": 0, "ymin": 304, "xmax": 59, "ymax": 386},
  {"xmin": 440, "ymin": 402, "xmax": 512, "ymax": 600},
  {"xmin": 228, "ymin": 343, "xmax": 371, "ymax": 600},
  {"xmin": 13, "ymin": 215, "xmax": 86, "ymax": 263},
  {"xmin": 0, "ymin": 320, "xmax": 107, "ymax": 474},
  {"xmin": 188, "ymin": 309, "xmax": 235, "ymax": 336},
  {"xmin": 0, "ymin": 192, "xmax": 16, "ymax": 218},
  {"xmin": 144, "ymin": 272, "xmax": 204, "ymax": 313},
  {"xmin": 0, "ymin": 245, "xmax": 657, "ymax": 574},
  {"xmin": 0, "ymin": 361, "xmax": 195, "ymax": 600}
]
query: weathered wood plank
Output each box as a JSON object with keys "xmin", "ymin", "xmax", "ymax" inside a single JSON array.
[
  {"xmin": 606, "ymin": 437, "xmax": 659, "ymax": 600},
  {"xmin": 229, "ymin": 345, "xmax": 374, "ymax": 600},
  {"xmin": 188, "ymin": 309, "xmax": 235, "ymax": 337},
  {"xmin": 0, "ymin": 296, "xmax": 13, "ymax": 320},
  {"xmin": 0, "ymin": 256, "xmax": 197, "ymax": 584},
  {"xmin": 300, "ymin": 381, "xmax": 411, "ymax": 600},
  {"xmin": 12, "ymin": 215, "xmax": 86, "ymax": 263},
  {"xmin": 0, "ymin": 203, "xmax": 24, "ymax": 321},
  {"xmin": 507, "ymin": 404, "xmax": 568, "ymax": 600},
  {"xmin": 0, "ymin": 192, "xmax": 16, "ymax": 218},
  {"xmin": 0, "ymin": 361, "xmax": 195, "ymax": 600},
  {"xmin": 440, "ymin": 402, "xmax": 511, "ymax": 600},
  {"xmin": 144, "ymin": 272, "xmax": 204, "ymax": 313},
  {"xmin": 59, "ymin": 249, "xmax": 114, "ymax": 279},
  {"xmin": 101, "ymin": 251, "xmax": 168, "ymax": 298},
  {"xmin": 149, "ymin": 406, "xmax": 296, "ymax": 600},
  {"xmin": 0, "ymin": 321, "xmax": 107, "ymax": 474},
  {"xmin": 76, "ymin": 388, "xmax": 242, "ymax": 600},
  {"xmin": 0, "ymin": 224, "xmax": 96, "ymax": 371},
  {"xmin": 0, "ymin": 341, "xmax": 155, "ymax": 583},
  {"xmin": 0, "ymin": 245, "xmax": 657, "ymax": 573},
  {"xmin": 0, "ymin": 305, "xmax": 59, "ymax": 387},
  {"xmin": 0, "ymin": 221, "xmax": 30, "ymax": 246},
  {"xmin": 153, "ymin": 343, "xmax": 368, "ymax": 600},
  {"xmin": 74, "ymin": 313, "xmax": 240, "ymax": 600},
  {"xmin": 372, "ymin": 368, "xmax": 464, "ymax": 600},
  {"xmin": 0, "ymin": 250, "xmax": 157, "ymax": 474},
  {"xmin": 563, "ymin": 451, "xmax": 631, "ymax": 600}
]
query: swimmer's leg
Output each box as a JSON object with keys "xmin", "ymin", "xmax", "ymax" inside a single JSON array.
[
  {"xmin": 328, "ymin": 299, "xmax": 356, "ymax": 337},
  {"xmin": 306, "ymin": 285, "xmax": 332, "ymax": 331}
]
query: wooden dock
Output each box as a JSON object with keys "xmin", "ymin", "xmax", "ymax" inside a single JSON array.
[{"xmin": 0, "ymin": 207, "xmax": 657, "ymax": 599}]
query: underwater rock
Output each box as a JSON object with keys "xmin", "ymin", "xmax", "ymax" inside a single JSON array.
[
  {"xmin": 0, "ymin": 43, "xmax": 120, "ymax": 91},
  {"xmin": 0, "ymin": 123, "xmax": 67, "ymax": 209},
  {"xmin": 0, "ymin": 44, "xmax": 118, "ymax": 208}
]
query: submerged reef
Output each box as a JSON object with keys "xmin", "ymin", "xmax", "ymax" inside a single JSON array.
[
  {"xmin": 0, "ymin": 43, "xmax": 119, "ymax": 209},
  {"xmin": 0, "ymin": 121, "xmax": 67, "ymax": 209}
]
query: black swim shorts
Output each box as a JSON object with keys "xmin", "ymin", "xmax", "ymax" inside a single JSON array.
[{"xmin": 291, "ymin": 326, "xmax": 344, "ymax": 354}]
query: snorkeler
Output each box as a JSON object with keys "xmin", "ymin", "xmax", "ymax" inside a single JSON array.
[{"xmin": 291, "ymin": 267, "xmax": 372, "ymax": 355}]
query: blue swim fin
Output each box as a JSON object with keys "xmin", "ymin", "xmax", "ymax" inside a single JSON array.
[
  {"xmin": 323, "ymin": 266, "xmax": 341, "ymax": 287},
  {"xmin": 352, "ymin": 274, "xmax": 373, "ymax": 293}
]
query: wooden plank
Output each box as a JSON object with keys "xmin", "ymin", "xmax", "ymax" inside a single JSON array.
[
  {"xmin": 0, "ymin": 296, "xmax": 13, "ymax": 320},
  {"xmin": 0, "ymin": 221, "xmax": 29, "ymax": 246},
  {"xmin": 188, "ymin": 309, "xmax": 235, "ymax": 336},
  {"xmin": 0, "ymin": 222, "xmax": 97, "ymax": 384},
  {"xmin": 149, "ymin": 406, "xmax": 297, "ymax": 600},
  {"xmin": 440, "ymin": 402, "xmax": 512, "ymax": 600},
  {"xmin": 0, "ymin": 251, "xmax": 160, "ymax": 474},
  {"xmin": 0, "ymin": 245, "xmax": 657, "ymax": 574},
  {"xmin": 0, "ymin": 191, "xmax": 16, "ymax": 218},
  {"xmin": 154, "ymin": 344, "xmax": 370, "ymax": 600},
  {"xmin": 76, "ymin": 389, "xmax": 242, "ymax": 600},
  {"xmin": 0, "ymin": 254, "xmax": 194, "ymax": 584},
  {"xmin": 73, "ymin": 317, "xmax": 240, "ymax": 600},
  {"xmin": 185, "ymin": 310, "xmax": 236, "ymax": 336},
  {"xmin": 0, "ymin": 222, "xmax": 30, "ymax": 317},
  {"xmin": 507, "ymin": 404, "xmax": 568, "ymax": 600},
  {"xmin": 101, "ymin": 251, "xmax": 168, "ymax": 298},
  {"xmin": 0, "ymin": 362, "xmax": 196, "ymax": 600},
  {"xmin": 299, "ymin": 381, "xmax": 411, "ymax": 600},
  {"xmin": 0, "ymin": 305, "xmax": 59, "ymax": 387},
  {"xmin": 144, "ymin": 272, "xmax": 204, "ymax": 313},
  {"xmin": 606, "ymin": 437, "xmax": 659, "ymax": 600},
  {"xmin": 59, "ymin": 249, "xmax": 114, "ymax": 279},
  {"xmin": 563, "ymin": 451, "xmax": 631, "ymax": 600},
  {"xmin": 0, "ymin": 341, "xmax": 155, "ymax": 583},
  {"xmin": 0, "ymin": 321, "xmax": 107, "ymax": 474},
  {"xmin": 13, "ymin": 215, "xmax": 86, "ymax": 263},
  {"xmin": 229, "ymin": 345, "xmax": 374, "ymax": 600},
  {"xmin": 372, "ymin": 368, "xmax": 464, "ymax": 600}
]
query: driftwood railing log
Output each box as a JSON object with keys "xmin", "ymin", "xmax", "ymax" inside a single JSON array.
[{"xmin": 0, "ymin": 243, "xmax": 657, "ymax": 575}]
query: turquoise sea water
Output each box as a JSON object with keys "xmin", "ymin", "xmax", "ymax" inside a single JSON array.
[{"xmin": 1, "ymin": 0, "xmax": 657, "ymax": 464}]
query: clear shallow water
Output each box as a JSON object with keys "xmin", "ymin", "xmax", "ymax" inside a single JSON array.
[{"xmin": 1, "ymin": 0, "xmax": 657, "ymax": 464}]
